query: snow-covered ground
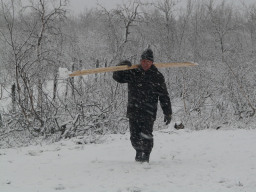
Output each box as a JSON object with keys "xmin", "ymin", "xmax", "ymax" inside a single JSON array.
[{"xmin": 1, "ymin": 127, "xmax": 256, "ymax": 192}]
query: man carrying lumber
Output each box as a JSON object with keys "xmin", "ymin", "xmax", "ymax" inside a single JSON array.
[{"xmin": 113, "ymin": 48, "xmax": 172, "ymax": 163}]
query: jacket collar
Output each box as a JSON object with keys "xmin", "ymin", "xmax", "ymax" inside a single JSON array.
[{"xmin": 138, "ymin": 64, "xmax": 157, "ymax": 73}]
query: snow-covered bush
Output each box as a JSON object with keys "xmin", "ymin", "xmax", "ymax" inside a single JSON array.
[{"xmin": 0, "ymin": 0, "xmax": 255, "ymax": 147}]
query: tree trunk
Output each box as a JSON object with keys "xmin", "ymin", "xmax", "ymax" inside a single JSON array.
[
  {"xmin": 0, "ymin": 113, "xmax": 2, "ymax": 127},
  {"xmin": 37, "ymin": 79, "xmax": 43, "ymax": 113},
  {"xmin": 95, "ymin": 59, "xmax": 100, "ymax": 82},
  {"xmin": 78, "ymin": 60, "xmax": 83, "ymax": 94},
  {"xmin": 53, "ymin": 71, "xmax": 58, "ymax": 101},
  {"xmin": 0, "ymin": 84, "xmax": 2, "ymax": 100},
  {"xmin": 71, "ymin": 61, "xmax": 75, "ymax": 97},
  {"xmin": 11, "ymin": 83, "xmax": 16, "ymax": 113}
]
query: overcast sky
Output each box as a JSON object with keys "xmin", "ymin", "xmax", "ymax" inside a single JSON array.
[{"xmin": 69, "ymin": 0, "xmax": 256, "ymax": 14}]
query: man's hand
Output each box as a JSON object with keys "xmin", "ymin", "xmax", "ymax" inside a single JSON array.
[
  {"xmin": 117, "ymin": 60, "xmax": 132, "ymax": 67},
  {"xmin": 164, "ymin": 114, "xmax": 172, "ymax": 125}
]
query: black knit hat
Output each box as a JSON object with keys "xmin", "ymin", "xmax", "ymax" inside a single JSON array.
[{"xmin": 141, "ymin": 48, "xmax": 154, "ymax": 62}]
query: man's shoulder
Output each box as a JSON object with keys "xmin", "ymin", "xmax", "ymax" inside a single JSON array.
[
  {"xmin": 131, "ymin": 68, "xmax": 141, "ymax": 74},
  {"xmin": 152, "ymin": 65, "xmax": 164, "ymax": 77}
]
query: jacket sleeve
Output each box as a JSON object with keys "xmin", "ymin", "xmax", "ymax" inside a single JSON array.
[
  {"xmin": 158, "ymin": 74, "xmax": 172, "ymax": 116},
  {"xmin": 113, "ymin": 70, "xmax": 133, "ymax": 83}
]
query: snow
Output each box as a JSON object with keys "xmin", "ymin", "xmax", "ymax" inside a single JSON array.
[
  {"xmin": 1, "ymin": 126, "xmax": 256, "ymax": 192},
  {"xmin": 58, "ymin": 68, "xmax": 71, "ymax": 79}
]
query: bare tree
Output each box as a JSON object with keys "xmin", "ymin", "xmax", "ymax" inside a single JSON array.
[
  {"xmin": 99, "ymin": 0, "xmax": 142, "ymax": 61},
  {"xmin": 0, "ymin": 0, "xmax": 68, "ymax": 130}
]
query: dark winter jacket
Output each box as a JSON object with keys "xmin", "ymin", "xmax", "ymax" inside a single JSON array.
[{"xmin": 113, "ymin": 65, "xmax": 172, "ymax": 121}]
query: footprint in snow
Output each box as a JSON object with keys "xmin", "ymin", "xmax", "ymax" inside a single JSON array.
[
  {"xmin": 27, "ymin": 150, "xmax": 43, "ymax": 156},
  {"xmin": 55, "ymin": 184, "xmax": 65, "ymax": 190},
  {"xmin": 142, "ymin": 163, "xmax": 151, "ymax": 170},
  {"xmin": 126, "ymin": 186, "xmax": 142, "ymax": 192}
]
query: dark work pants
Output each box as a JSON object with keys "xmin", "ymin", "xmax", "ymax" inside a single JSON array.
[{"xmin": 129, "ymin": 118, "xmax": 154, "ymax": 154}]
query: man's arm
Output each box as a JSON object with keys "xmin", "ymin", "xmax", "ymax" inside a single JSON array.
[
  {"xmin": 113, "ymin": 60, "xmax": 132, "ymax": 83},
  {"xmin": 158, "ymin": 74, "xmax": 172, "ymax": 121}
]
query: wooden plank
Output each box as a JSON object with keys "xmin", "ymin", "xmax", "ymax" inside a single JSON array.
[{"xmin": 69, "ymin": 62, "xmax": 198, "ymax": 77}]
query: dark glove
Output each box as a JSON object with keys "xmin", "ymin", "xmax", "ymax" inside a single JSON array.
[
  {"xmin": 117, "ymin": 60, "xmax": 132, "ymax": 67},
  {"xmin": 164, "ymin": 114, "xmax": 172, "ymax": 125}
]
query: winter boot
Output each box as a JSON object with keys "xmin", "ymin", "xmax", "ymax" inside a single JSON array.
[
  {"xmin": 141, "ymin": 152, "xmax": 150, "ymax": 163},
  {"xmin": 135, "ymin": 151, "xmax": 142, "ymax": 162}
]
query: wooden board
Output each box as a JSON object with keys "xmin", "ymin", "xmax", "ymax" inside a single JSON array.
[{"xmin": 69, "ymin": 62, "xmax": 198, "ymax": 77}]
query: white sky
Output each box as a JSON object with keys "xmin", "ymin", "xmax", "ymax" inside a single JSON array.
[{"xmin": 69, "ymin": 0, "xmax": 256, "ymax": 14}]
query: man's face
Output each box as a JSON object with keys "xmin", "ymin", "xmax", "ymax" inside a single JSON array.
[{"xmin": 140, "ymin": 59, "xmax": 153, "ymax": 71}]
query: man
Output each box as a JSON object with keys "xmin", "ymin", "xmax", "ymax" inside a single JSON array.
[{"xmin": 113, "ymin": 48, "xmax": 172, "ymax": 163}]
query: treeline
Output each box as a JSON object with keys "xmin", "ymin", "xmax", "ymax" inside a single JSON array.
[{"xmin": 0, "ymin": 0, "xmax": 255, "ymax": 146}]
